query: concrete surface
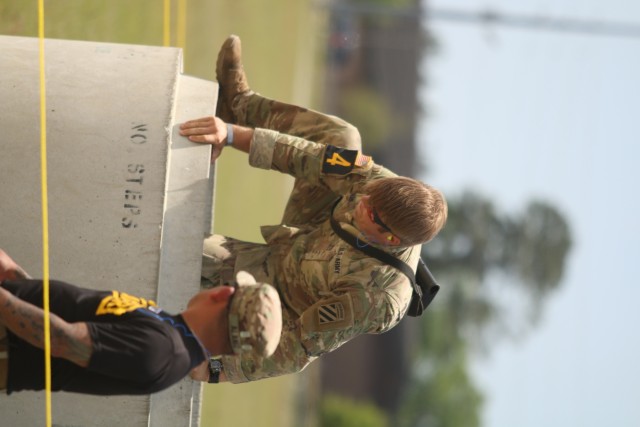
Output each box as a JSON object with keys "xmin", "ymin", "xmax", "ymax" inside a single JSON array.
[{"xmin": 0, "ymin": 35, "xmax": 217, "ymax": 426}]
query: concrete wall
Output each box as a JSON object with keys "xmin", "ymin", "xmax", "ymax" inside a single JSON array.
[{"xmin": 0, "ymin": 35, "xmax": 216, "ymax": 427}]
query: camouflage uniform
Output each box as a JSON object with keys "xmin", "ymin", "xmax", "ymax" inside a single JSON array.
[{"xmin": 203, "ymin": 93, "xmax": 420, "ymax": 383}]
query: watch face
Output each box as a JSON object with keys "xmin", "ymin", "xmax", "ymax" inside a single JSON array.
[{"xmin": 208, "ymin": 359, "xmax": 222, "ymax": 384}]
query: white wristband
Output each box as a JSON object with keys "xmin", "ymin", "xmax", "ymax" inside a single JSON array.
[{"xmin": 226, "ymin": 124, "xmax": 234, "ymax": 146}]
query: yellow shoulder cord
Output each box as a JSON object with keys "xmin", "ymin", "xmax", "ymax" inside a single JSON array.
[{"xmin": 37, "ymin": 1, "xmax": 53, "ymax": 426}]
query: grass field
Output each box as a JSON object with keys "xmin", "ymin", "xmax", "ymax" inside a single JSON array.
[{"xmin": 1, "ymin": 1, "xmax": 327, "ymax": 426}]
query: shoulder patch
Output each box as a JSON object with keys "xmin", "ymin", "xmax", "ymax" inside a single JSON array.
[
  {"xmin": 95, "ymin": 290, "xmax": 157, "ymax": 316},
  {"xmin": 355, "ymin": 153, "xmax": 372, "ymax": 167},
  {"xmin": 322, "ymin": 145, "xmax": 358, "ymax": 175},
  {"xmin": 301, "ymin": 293, "xmax": 355, "ymax": 333},
  {"xmin": 319, "ymin": 302, "xmax": 345, "ymax": 324}
]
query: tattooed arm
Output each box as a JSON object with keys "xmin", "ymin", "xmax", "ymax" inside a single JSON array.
[
  {"xmin": 0, "ymin": 286, "xmax": 93, "ymax": 367},
  {"xmin": 0, "ymin": 249, "xmax": 31, "ymax": 281}
]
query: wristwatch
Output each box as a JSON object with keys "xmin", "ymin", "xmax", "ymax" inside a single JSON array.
[{"xmin": 208, "ymin": 359, "xmax": 222, "ymax": 384}]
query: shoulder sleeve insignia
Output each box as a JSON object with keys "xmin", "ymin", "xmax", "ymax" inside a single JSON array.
[
  {"xmin": 301, "ymin": 293, "xmax": 354, "ymax": 333},
  {"xmin": 318, "ymin": 302, "xmax": 345, "ymax": 324},
  {"xmin": 322, "ymin": 145, "xmax": 358, "ymax": 175}
]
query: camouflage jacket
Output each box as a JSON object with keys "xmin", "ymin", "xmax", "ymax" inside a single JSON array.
[{"xmin": 221, "ymin": 128, "xmax": 420, "ymax": 383}]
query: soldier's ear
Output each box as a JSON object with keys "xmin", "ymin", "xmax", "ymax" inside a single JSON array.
[{"xmin": 386, "ymin": 234, "xmax": 402, "ymax": 246}]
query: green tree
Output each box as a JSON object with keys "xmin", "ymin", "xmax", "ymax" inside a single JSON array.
[
  {"xmin": 351, "ymin": 0, "xmax": 416, "ymax": 8},
  {"xmin": 397, "ymin": 309, "xmax": 483, "ymax": 427},
  {"xmin": 320, "ymin": 395, "xmax": 390, "ymax": 427},
  {"xmin": 340, "ymin": 84, "xmax": 394, "ymax": 150},
  {"xmin": 423, "ymin": 191, "xmax": 572, "ymax": 328},
  {"xmin": 396, "ymin": 193, "xmax": 571, "ymax": 426}
]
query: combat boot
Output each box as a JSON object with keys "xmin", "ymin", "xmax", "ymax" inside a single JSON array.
[{"xmin": 216, "ymin": 35, "xmax": 252, "ymax": 123}]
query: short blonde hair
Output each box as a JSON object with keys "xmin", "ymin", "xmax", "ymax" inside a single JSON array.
[{"xmin": 364, "ymin": 177, "xmax": 447, "ymax": 246}]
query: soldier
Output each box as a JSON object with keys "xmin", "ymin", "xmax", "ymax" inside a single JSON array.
[
  {"xmin": 180, "ymin": 35, "xmax": 447, "ymax": 383},
  {"xmin": 0, "ymin": 249, "xmax": 281, "ymax": 394}
]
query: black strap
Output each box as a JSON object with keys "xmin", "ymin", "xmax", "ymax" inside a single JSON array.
[
  {"xmin": 329, "ymin": 198, "xmax": 439, "ymax": 317},
  {"xmin": 208, "ymin": 359, "xmax": 222, "ymax": 383}
]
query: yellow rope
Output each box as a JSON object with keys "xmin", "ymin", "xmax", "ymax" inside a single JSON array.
[
  {"xmin": 37, "ymin": 0, "xmax": 53, "ymax": 426},
  {"xmin": 163, "ymin": 0, "xmax": 171, "ymax": 47},
  {"xmin": 177, "ymin": 0, "xmax": 188, "ymax": 50},
  {"xmin": 165, "ymin": 0, "xmax": 188, "ymax": 58},
  {"xmin": 31, "ymin": 4, "xmax": 189, "ymax": 423}
]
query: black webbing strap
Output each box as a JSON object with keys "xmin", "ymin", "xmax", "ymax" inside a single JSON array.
[{"xmin": 329, "ymin": 199, "xmax": 439, "ymax": 317}]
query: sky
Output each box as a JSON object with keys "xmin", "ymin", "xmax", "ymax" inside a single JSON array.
[{"xmin": 418, "ymin": 0, "xmax": 640, "ymax": 426}]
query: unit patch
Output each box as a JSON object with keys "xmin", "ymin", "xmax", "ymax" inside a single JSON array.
[
  {"xmin": 318, "ymin": 302, "xmax": 345, "ymax": 324},
  {"xmin": 95, "ymin": 290, "xmax": 157, "ymax": 316},
  {"xmin": 322, "ymin": 145, "xmax": 358, "ymax": 175},
  {"xmin": 301, "ymin": 293, "xmax": 355, "ymax": 333}
]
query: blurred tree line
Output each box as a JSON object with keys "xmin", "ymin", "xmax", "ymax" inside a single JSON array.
[
  {"xmin": 319, "ymin": 1, "xmax": 572, "ymax": 426},
  {"xmin": 320, "ymin": 192, "xmax": 572, "ymax": 427},
  {"xmin": 397, "ymin": 193, "xmax": 571, "ymax": 427}
]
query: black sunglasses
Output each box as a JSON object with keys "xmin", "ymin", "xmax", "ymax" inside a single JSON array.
[{"xmin": 370, "ymin": 205, "xmax": 393, "ymax": 234}]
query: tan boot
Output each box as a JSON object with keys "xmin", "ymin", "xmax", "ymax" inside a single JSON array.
[{"xmin": 216, "ymin": 35, "xmax": 251, "ymax": 123}]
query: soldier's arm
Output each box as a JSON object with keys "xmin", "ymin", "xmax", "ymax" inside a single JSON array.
[
  {"xmin": 180, "ymin": 117, "xmax": 390, "ymax": 198},
  {"xmin": 218, "ymin": 290, "xmax": 387, "ymax": 383},
  {"xmin": 248, "ymin": 128, "xmax": 385, "ymax": 197},
  {"xmin": 189, "ymin": 360, "xmax": 210, "ymax": 381},
  {"xmin": 189, "ymin": 359, "xmax": 230, "ymax": 382},
  {"xmin": 219, "ymin": 318, "xmax": 315, "ymax": 383},
  {"xmin": 296, "ymin": 279, "xmax": 409, "ymax": 356},
  {"xmin": 0, "ymin": 286, "xmax": 93, "ymax": 367}
]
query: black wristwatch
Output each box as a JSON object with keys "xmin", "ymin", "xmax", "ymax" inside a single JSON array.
[{"xmin": 208, "ymin": 359, "xmax": 222, "ymax": 384}]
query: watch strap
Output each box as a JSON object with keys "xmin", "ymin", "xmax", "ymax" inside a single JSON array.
[{"xmin": 208, "ymin": 359, "xmax": 222, "ymax": 384}]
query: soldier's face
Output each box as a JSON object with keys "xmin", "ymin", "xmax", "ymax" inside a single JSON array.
[{"xmin": 355, "ymin": 196, "xmax": 395, "ymax": 244}]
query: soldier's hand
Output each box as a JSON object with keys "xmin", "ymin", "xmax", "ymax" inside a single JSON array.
[
  {"xmin": 180, "ymin": 116, "xmax": 228, "ymax": 162},
  {"xmin": 0, "ymin": 249, "xmax": 30, "ymax": 281},
  {"xmin": 189, "ymin": 360, "xmax": 210, "ymax": 382}
]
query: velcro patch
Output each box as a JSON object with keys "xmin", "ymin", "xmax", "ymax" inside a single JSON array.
[
  {"xmin": 318, "ymin": 302, "xmax": 345, "ymax": 324},
  {"xmin": 355, "ymin": 153, "xmax": 372, "ymax": 167},
  {"xmin": 322, "ymin": 145, "xmax": 358, "ymax": 175},
  {"xmin": 301, "ymin": 293, "xmax": 354, "ymax": 333}
]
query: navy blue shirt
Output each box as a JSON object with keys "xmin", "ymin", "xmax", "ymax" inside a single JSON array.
[{"xmin": 1, "ymin": 279, "xmax": 207, "ymax": 395}]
